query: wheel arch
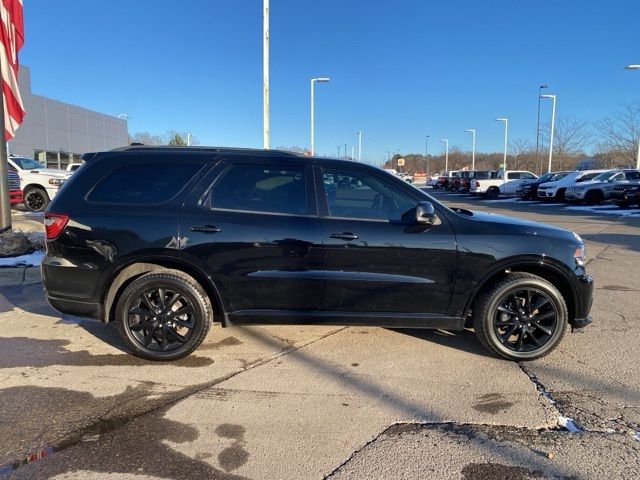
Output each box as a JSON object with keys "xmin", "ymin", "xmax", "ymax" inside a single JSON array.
[
  {"xmin": 101, "ymin": 257, "xmax": 226, "ymax": 326},
  {"xmin": 462, "ymin": 259, "xmax": 578, "ymax": 324}
]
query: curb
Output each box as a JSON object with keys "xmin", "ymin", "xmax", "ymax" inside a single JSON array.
[{"xmin": 0, "ymin": 266, "xmax": 41, "ymax": 287}]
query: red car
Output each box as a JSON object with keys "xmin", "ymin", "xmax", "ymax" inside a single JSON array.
[{"xmin": 8, "ymin": 170, "xmax": 23, "ymax": 205}]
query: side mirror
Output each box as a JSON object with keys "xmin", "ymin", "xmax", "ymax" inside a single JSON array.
[{"xmin": 416, "ymin": 201, "xmax": 436, "ymax": 225}]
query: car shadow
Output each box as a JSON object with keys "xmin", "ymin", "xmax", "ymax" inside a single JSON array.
[{"xmin": 389, "ymin": 327, "xmax": 493, "ymax": 358}]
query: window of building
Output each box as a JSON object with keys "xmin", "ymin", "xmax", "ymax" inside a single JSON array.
[{"xmin": 87, "ymin": 163, "xmax": 202, "ymax": 205}]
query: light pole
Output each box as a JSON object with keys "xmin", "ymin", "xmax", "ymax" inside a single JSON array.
[
  {"xmin": 344, "ymin": 143, "xmax": 347, "ymax": 159},
  {"xmin": 310, "ymin": 77, "xmax": 330, "ymax": 155},
  {"xmin": 464, "ymin": 129, "xmax": 476, "ymax": 170},
  {"xmin": 540, "ymin": 95, "xmax": 556, "ymax": 173},
  {"xmin": 356, "ymin": 131, "xmax": 363, "ymax": 161},
  {"xmin": 187, "ymin": 133, "xmax": 192, "ymax": 146},
  {"xmin": 425, "ymin": 135, "xmax": 430, "ymax": 174},
  {"xmin": 535, "ymin": 84, "xmax": 548, "ymax": 174},
  {"xmin": 440, "ymin": 139, "xmax": 449, "ymax": 172},
  {"xmin": 624, "ymin": 65, "xmax": 640, "ymax": 169},
  {"xmin": 263, "ymin": 0, "xmax": 269, "ymax": 149},
  {"xmin": 337, "ymin": 146, "xmax": 341, "ymax": 157},
  {"xmin": 495, "ymin": 118, "xmax": 508, "ymax": 172}
]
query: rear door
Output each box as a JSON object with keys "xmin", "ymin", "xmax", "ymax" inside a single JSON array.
[
  {"xmin": 180, "ymin": 159, "xmax": 324, "ymax": 317},
  {"xmin": 317, "ymin": 165, "xmax": 457, "ymax": 316}
]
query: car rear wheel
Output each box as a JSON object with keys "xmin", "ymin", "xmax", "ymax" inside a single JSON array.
[
  {"xmin": 486, "ymin": 187, "xmax": 499, "ymax": 200},
  {"xmin": 555, "ymin": 188, "xmax": 566, "ymax": 202},
  {"xmin": 23, "ymin": 187, "xmax": 50, "ymax": 212},
  {"xmin": 115, "ymin": 270, "xmax": 213, "ymax": 361},
  {"xmin": 473, "ymin": 273, "xmax": 567, "ymax": 361}
]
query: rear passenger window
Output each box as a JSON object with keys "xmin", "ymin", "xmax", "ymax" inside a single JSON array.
[
  {"xmin": 87, "ymin": 164, "xmax": 201, "ymax": 204},
  {"xmin": 508, "ymin": 172, "xmax": 522, "ymax": 180},
  {"xmin": 207, "ymin": 164, "xmax": 308, "ymax": 215}
]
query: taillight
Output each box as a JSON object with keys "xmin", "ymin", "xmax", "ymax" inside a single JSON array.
[
  {"xmin": 476, "ymin": 181, "xmax": 480, "ymax": 187},
  {"xmin": 44, "ymin": 213, "xmax": 69, "ymax": 240}
]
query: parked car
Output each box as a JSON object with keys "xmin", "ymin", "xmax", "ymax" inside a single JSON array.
[
  {"xmin": 426, "ymin": 175, "xmax": 440, "ymax": 187},
  {"xmin": 43, "ymin": 146, "xmax": 593, "ymax": 362},
  {"xmin": 383, "ymin": 168, "xmax": 413, "ymax": 183},
  {"xmin": 467, "ymin": 171, "xmax": 498, "ymax": 195},
  {"xmin": 537, "ymin": 170, "xmax": 606, "ymax": 202},
  {"xmin": 565, "ymin": 169, "xmax": 640, "ymax": 205},
  {"xmin": 7, "ymin": 155, "xmax": 71, "ymax": 212},
  {"xmin": 611, "ymin": 179, "xmax": 640, "ymax": 208},
  {"xmin": 66, "ymin": 163, "xmax": 83, "ymax": 173},
  {"xmin": 444, "ymin": 170, "xmax": 460, "ymax": 190},
  {"xmin": 516, "ymin": 172, "xmax": 570, "ymax": 200},
  {"xmin": 470, "ymin": 170, "xmax": 537, "ymax": 199},
  {"xmin": 7, "ymin": 170, "xmax": 23, "ymax": 205}
]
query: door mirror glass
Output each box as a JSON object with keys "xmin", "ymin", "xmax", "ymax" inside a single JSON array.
[{"xmin": 416, "ymin": 201, "xmax": 436, "ymax": 225}]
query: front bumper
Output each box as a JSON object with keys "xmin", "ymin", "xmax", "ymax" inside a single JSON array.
[
  {"xmin": 565, "ymin": 190, "xmax": 585, "ymax": 201},
  {"xmin": 570, "ymin": 274, "xmax": 594, "ymax": 329},
  {"xmin": 537, "ymin": 189, "xmax": 556, "ymax": 198}
]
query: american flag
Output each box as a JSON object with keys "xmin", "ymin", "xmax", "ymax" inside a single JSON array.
[{"xmin": 0, "ymin": 0, "xmax": 24, "ymax": 140}]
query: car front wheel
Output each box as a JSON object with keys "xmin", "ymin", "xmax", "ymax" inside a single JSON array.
[
  {"xmin": 473, "ymin": 273, "xmax": 567, "ymax": 361},
  {"xmin": 115, "ymin": 270, "xmax": 213, "ymax": 361}
]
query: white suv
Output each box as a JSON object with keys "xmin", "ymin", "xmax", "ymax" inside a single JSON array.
[
  {"xmin": 470, "ymin": 170, "xmax": 537, "ymax": 199},
  {"xmin": 7, "ymin": 155, "xmax": 71, "ymax": 212},
  {"xmin": 537, "ymin": 170, "xmax": 607, "ymax": 202}
]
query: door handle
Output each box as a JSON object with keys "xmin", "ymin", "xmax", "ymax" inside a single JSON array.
[
  {"xmin": 190, "ymin": 225, "xmax": 222, "ymax": 233},
  {"xmin": 329, "ymin": 232, "xmax": 359, "ymax": 241}
]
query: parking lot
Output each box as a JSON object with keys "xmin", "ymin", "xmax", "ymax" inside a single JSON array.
[{"xmin": 1, "ymin": 191, "xmax": 639, "ymax": 479}]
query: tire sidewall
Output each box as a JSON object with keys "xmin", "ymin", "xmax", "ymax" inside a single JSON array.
[
  {"xmin": 116, "ymin": 275, "xmax": 209, "ymax": 361},
  {"xmin": 482, "ymin": 280, "xmax": 567, "ymax": 360},
  {"xmin": 24, "ymin": 188, "xmax": 49, "ymax": 212}
]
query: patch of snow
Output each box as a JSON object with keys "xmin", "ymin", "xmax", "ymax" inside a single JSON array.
[
  {"xmin": 536, "ymin": 202, "xmax": 564, "ymax": 207},
  {"xmin": 0, "ymin": 251, "xmax": 44, "ymax": 267},
  {"xmin": 22, "ymin": 211, "xmax": 44, "ymax": 218},
  {"xmin": 634, "ymin": 432, "xmax": 640, "ymax": 441},
  {"xmin": 485, "ymin": 198, "xmax": 520, "ymax": 203},
  {"xmin": 558, "ymin": 416, "xmax": 581, "ymax": 433}
]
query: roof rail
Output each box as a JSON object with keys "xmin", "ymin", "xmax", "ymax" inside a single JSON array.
[{"xmin": 108, "ymin": 145, "xmax": 303, "ymax": 157}]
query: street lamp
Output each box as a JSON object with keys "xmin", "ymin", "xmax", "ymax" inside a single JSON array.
[
  {"xmin": 495, "ymin": 118, "xmax": 508, "ymax": 172},
  {"xmin": 187, "ymin": 133, "xmax": 192, "ymax": 146},
  {"xmin": 540, "ymin": 94, "xmax": 557, "ymax": 173},
  {"xmin": 535, "ymin": 84, "xmax": 548, "ymax": 174},
  {"xmin": 440, "ymin": 138, "xmax": 449, "ymax": 172},
  {"xmin": 117, "ymin": 113, "xmax": 128, "ymax": 119},
  {"xmin": 310, "ymin": 77, "xmax": 330, "ymax": 155},
  {"xmin": 464, "ymin": 129, "xmax": 476, "ymax": 170},
  {"xmin": 624, "ymin": 66, "xmax": 640, "ymax": 169},
  {"xmin": 356, "ymin": 132, "xmax": 363, "ymax": 161},
  {"xmin": 425, "ymin": 135, "xmax": 430, "ymax": 174}
]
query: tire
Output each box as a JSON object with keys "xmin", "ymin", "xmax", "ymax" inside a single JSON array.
[
  {"xmin": 473, "ymin": 273, "xmax": 568, "ymax": 361},
  {"xmin": 615, "ymin": 201, "xmax": 630, "ymax": 209},
  {"xmin": 486, "ymin": 187, "xmax": 499, "ymax": 200},
  {"xmin": 115, "ymin": 270, "xmax": 213, "ymax": 361},
  {"xmin": 585, "ymin": 190, "xmax": 603, "ymax": 206},
  {"xmin": 555, "ymin": 188, "xmax": 566, "ymax": 202},
  {"xmin": 23, "ymin": 187, "xmax": 50, "ymax": 212}
]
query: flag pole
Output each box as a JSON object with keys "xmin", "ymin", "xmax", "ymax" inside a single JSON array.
[{"xmin": 0, "ymin": 52, "xmax": 12, "ymax": 233}]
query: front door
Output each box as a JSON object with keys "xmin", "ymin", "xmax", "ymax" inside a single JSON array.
[{"xmin": 318, "ymin": 166, "xmax": 457, "ymax": 315}]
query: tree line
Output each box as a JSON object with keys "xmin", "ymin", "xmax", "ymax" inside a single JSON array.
[
  {"xmin": 129, "ymin": 131, "xmax": 198, "ymax": 147},
  {"xmin": 385, "ymin": 102, "xmax": 640, "ymax": 174}
]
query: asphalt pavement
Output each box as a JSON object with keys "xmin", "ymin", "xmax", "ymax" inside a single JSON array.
[{"xmin": 1, "ymin": 191, "xmax": 639, "ymax": 479}]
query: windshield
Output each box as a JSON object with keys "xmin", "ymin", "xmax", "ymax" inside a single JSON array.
[
  {"xmin": 549, "ymin": 172, "xmax": 570, "ymax": 181},
  {"xmin": 577, "ymin": 172, "xmax": 603, "ymax": 182},
  {"xmin": 473, "ymin": 171, "xmax": 494, "ymax": 179},
  {"xmin": 10, "ymin": 157, "xmax": 45, "ymax": 170},
  {"xmin": 591, "ymin": 171, "xmax": 615, "ymax": 182}
]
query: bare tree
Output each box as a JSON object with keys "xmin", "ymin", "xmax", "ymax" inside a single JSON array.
[
  {"xmin": 130, "ymin": 132, "xmax": 163, "ymax": 145},
  {"xmin": 541, "ymin": 116, "xmax": 592, "ymax": 170},
  {"xmin": 596, "ymin": 102, "xmax": 640, "ymax": 165},
  {"xmin": 509, "ymin": 139, "xmax": 535, "ymax": 171}
]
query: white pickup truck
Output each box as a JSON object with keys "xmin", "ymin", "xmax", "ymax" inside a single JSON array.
[
  {"xmin": 7, "ymin": 155, "xmax": 71, "ymax": 212},
  {"xmin": 470, "ymin": 170, "xmax": 537, "ymax": 199}
]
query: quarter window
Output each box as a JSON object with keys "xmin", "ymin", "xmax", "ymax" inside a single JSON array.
[
  {"xmin": 322, "ymin": 168, "xmax": 415, "ymax": 221},
  {"xmin": 87, "ymin": 163, "xmax": 202, "ymax": 204},
  {"xmin": 208, "ymin": 164, "xmax": 308, "ymax": 215}
]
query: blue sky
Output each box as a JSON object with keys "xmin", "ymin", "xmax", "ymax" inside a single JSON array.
[{"xmin": 20, "ymin": 0, "xmax": 640, "ymax": 162}]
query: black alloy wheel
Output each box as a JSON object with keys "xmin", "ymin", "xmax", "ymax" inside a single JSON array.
[
  {"xmin": 492, "ymin": 288, "xmax": 557, "ymax": 353},
  {"xmin": 585, "ymin": 190, "xmax": 603, "ymax": 206},
  {"xmin": 24, "ymin": 187, "xmax": 49, "ymax": 212},
  {"xmin": 116, "ymin": 271, "xmax": 212, "ymax": 360},
  {"xmin": 473, "ymin": 272, "xmax": 567, "ymax": 360}
]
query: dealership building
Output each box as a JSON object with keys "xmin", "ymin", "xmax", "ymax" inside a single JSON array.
[{"xmin": 8, "ymin": 66, "xmax": 129, "ymax": 169}]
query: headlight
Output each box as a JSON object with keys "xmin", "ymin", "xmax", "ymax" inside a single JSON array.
[
  {"xmin": 572, "ymin": 233, "xmax": 586, "ymax": 267},
  {"xmin": 48, "ymin": 178, "xmax": 64, "ymax": 186}
]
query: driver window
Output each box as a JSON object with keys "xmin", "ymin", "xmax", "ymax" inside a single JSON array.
[{"xmin": 322, "ymin": 168, "xmax": 415, "ymax": 221}]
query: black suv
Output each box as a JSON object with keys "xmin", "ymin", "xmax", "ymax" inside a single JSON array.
[{"xmin": 43, "ymin": 146, "xmax": 593, "ymax": 361}]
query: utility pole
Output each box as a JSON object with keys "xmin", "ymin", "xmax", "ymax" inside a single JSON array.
[
  {"xmin": 357, "ymin": 131, "xmax": 363, "ymax": 161},
  {"xmin": 262, "ymin": 0, "xmax": 270, "ymax": 149},
  {"xmin": 344, "ymin": 143, "xmax": 347, "ymax": 159}
]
